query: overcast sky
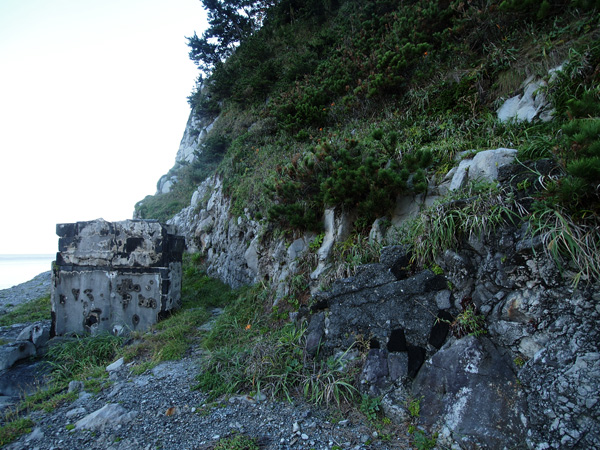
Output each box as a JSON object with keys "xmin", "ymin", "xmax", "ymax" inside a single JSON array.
[{"xmin": 0, "ymin": 0, "xmax": 207, "ymax": 254}]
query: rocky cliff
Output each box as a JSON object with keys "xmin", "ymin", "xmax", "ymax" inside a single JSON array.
[{"xmin": 147, "ymin": 63, "xmax": 600, "ymax": 448}]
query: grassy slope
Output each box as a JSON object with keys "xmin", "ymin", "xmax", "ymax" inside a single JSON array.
[{"xmin": 137, "ymin": 0, "xmax": 600, "ymax": 230}]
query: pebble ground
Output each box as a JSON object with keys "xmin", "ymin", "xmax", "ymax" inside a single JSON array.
[{"xmin": 2, "ymin": 274, "xmax": 412, "ymax": 450}]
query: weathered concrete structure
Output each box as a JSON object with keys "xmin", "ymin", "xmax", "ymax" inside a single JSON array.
[{"xmin": 51, "ymin": 219, "xmax": 184, "ymax": 336}]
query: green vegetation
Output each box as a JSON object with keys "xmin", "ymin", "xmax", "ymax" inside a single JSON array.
[
  {"xmin": 0, "ymin": 418, "xmax": 34, "ymax": 447},
  {"xmin": 450, "ymin": 305, "xmax": 488, "ymax": 338},
  {"xmin": 391, "ymin": 181, "xmax": 522, "ymax": 267},
  {"xmin": 406, "ymin": 396, "xmax": 438, "ymax": 449},
  {"xmin": 359, "ymin": 394, "xmax": 382, "ymax": 423},
  {"xmin": 46, "ymin": 333, "xmax": 124, "ymax": 382},
  {"xmin": 0, "ymin": 295, "xmax": 50, "ymax": 326},
  {"xmin": 407, "ymin": 397, "xmax": 422, "ymax": 419},
  {"xmin": 212, "ymin": 433, "xmax": 260, "ymax": 450},
  {"xmin": 195, "ymin": 283, "xmax": 358, "ymax": 405},
  {"xmin": 136, "ymin": 0, "xmax": 599, "ymax": 289}
]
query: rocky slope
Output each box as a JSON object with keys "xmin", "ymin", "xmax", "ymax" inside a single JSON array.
[
  {"xmin": 4, "ymin": 354, "xmax": 411, "ymax": 450},
  {"xmin": 158, "ymin": 65, "xmax": 600, "ymax": 449}
]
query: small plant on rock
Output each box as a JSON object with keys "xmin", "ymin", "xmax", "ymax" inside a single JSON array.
[
  {"xmin": 360, "ymin": 394, "xmax": 382, "ymax": 422},
  {"xmin": 407, "ymin": 396, "xmax": 422, "ymax": 418},
  {"xmin": 451, "ymin": 304, "xmax": 487, "ymax": 338}
]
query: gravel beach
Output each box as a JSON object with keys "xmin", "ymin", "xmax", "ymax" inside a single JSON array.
[
  {"xmin": 1, "ymin": 273, "xmax": 411, "ymax": 450},
  {"xmin": 5, "ymin": 356, "xmax": 410, "ymax": 450},
  {"xmin": 0, "ymin": 271, "xmax": 52, "ymax": 312}
]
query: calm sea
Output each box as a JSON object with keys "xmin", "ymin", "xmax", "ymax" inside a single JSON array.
[{"xmin": 0, "ymin": 254, "xmax": 55, "ymax": 290}]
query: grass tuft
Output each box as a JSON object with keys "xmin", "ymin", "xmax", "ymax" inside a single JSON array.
[
  {"xmin": 0, "ymin": 418, "xmax": 34, "ymax": 447},
  {"xmin": 0, "ymin": 295, "xmax": 51, "ymax": 326}
]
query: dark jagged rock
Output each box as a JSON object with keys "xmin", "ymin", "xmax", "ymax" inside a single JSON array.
[
  {"xmin": 308, "ymin": 228, "xmax": 600, "ymax": 449},
  {"xmin": 304, "ymin": 311, "xmax": 324, "ymax": 356},
  {"xmin": 320, "ymin": 267, "xmax": 447, "ymax": 356},
  {"xmin": 412, "ymin": 336, "xmax": 527, "ymax": 449}
]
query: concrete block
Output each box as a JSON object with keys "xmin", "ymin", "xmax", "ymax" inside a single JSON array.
[{"xmin": 51, "ymin": 219, "xmax": 184, "ymax": 336}]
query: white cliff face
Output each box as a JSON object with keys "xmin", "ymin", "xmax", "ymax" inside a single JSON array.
[
  {"xmin": 155, "ymin": 109, "xmax": 220, "ymax": 196},
  {"xmin": 168, "ymin": 176, "xmax": 317, "ymax": 293},
  {"xmin": 175, "ymin": 110, "xmax": 219, "ymax": 164}
]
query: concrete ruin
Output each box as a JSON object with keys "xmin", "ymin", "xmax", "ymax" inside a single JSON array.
[{"xmin": 51, "ymin": 219, "xmax": 184, "ymax": 336}]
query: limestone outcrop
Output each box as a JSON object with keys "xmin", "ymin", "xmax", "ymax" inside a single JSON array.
[
  {"xmin": 156, "ymin": 107, "xmax": 220, "ymax": 195},
  {"xmin": 496, "ymin": 66, "xmax": 561, "ymax": 123}
]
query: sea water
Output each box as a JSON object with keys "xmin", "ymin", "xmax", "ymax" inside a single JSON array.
[{"xmin": 0, "ymin": 254, "xmax": 55, "ymax": 290}]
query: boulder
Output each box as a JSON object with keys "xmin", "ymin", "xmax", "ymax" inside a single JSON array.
[
  {"xmin": 305, "ymin": 312, "xmax": 325, "ymax": 356},
  {"xmin": 412, "ymin": 336, "xmax": 527, "ymax": 449},
  {"xmin": 496, "ymin": 68, "xmax": 560, "ymax": 123},
  {"xmin": 0, "ymin": 341, "xmax": 36, "ymax": 371},
  {"xmin": 450, "ymin": 148, "xmax": 517, "ymax": 191},
  {"xmin": 318, "ymin": 267, "xmax": 446, "ymax": 355},
  {"xmin": 360, "ymin": 348, "xmax": 390, "ymax": 395},
  {"xmin": 0, "ymin": 359, "xmax": 50, "ymax": 398},
  {"xmin": 75, "ymin": 403, "xmax": 138, "ymax": 431},
  {"xmin": 16, "ymin": 321, "xmax": 50, "ymax": 350}
]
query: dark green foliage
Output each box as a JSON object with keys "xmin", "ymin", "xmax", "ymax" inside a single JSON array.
[
  {"xmin": 196, "ymin": 0, "xmax": 513, "ymax": 132},
  {"xmin": 155, "ymin": 0, "xmax": 600, "ymax": 236},
  {"xmin": 558, "ymin": 118, "xmax": 600, "ymax": 209},
  {"xmin": 566, "ymin": 89, "xmax": 600, "ymax": 119},
  {"xmin": 499, "ymin": 0, "xmax": 599, "ymax": 19},
  {"xmin": 187, "ymin": 0, "xmax": 272, "ymax": 75},
  {"xmin": 267, "ymin": 132, "xmax": 435, "ymax": 231},
  {"xmin": 188, "ymin": 88, "xmax": 221, "ymax": 117}
]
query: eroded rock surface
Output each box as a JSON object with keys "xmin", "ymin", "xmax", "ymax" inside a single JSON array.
[
  {"xmin": 52, "ymin": 219, "xmax": 184, "ymax": 336},
  {"xmin": 412, "ymin": 336, "xmax": 527, "ymax": 449}
]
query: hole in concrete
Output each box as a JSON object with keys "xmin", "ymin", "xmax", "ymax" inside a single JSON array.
[
  {"xmin": 126, "ymin": 237, "xmax": 144, "ymax": 252},
  {"xmin": 132, "ymin": 314, "xmax": 140, "ymax": 326},
  {"xmin": 85, "ymin": 309, "xmax": 102, "ymax": 328},
  {"xmin": 369, "ymin": 338, "xmax": 380, "ymax": 349},
  {"xmin": 387, "ymin": 328, "xmax": 407, "ymax": 352}
]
